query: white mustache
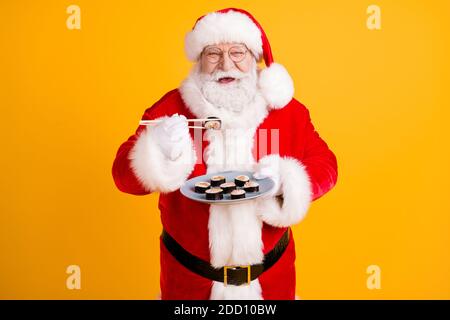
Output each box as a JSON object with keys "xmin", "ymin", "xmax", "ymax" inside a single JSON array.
[{"xmin": 208, "ymin": 70, "xmax": 248, "ymax": 82}]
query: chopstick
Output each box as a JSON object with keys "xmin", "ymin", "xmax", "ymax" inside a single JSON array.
[{"xmin": 139, "ymin": 118, "xmax": 216, "ymax": 125}]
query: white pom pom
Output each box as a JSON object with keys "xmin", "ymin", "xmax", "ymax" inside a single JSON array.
[{"xmin": 258, "ymin": 63, "xmax": 294, "ymax": 109}]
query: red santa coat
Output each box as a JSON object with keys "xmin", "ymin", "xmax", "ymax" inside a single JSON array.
[{"xmin": 112, "ymin": 87, "xmax": 338, "ymax": 300}]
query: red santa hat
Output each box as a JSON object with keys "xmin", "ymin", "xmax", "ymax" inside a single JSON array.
[{"xmin": 184, "ymin": 8, "xmax": 294, "ymax": 109}]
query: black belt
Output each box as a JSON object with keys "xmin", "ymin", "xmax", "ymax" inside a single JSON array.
[{"xmin": 161, "ymin": 228, "xmax": 290, "ymax": 286}]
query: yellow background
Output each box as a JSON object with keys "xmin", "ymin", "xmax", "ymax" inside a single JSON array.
[{"xmin": 1, "ymin": 0, "xmax": 449, "ymax": 299}]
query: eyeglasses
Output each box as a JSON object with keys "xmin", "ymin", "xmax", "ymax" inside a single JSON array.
[{"xmin": 201, "ymin": 45, "xmax": 249, "ymax": 64}]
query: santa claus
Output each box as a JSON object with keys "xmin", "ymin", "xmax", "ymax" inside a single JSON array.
[{"xmin": 112, "ymin": 8, "xmax": 338, "ymax": 300}]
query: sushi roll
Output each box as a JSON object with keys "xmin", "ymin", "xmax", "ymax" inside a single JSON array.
[
  {"xmin": 243, "ymin": 181, "xmax": 259, "ymax": 192},
  {"xmin": 194, "ymin": 181, "xmax": 211, "ymax": 193},
  {"xmin": 234, "ymin": 175, "xmax": 250, "ymax": 187},
  {"xmin": 210, "ymin": 175, "xmax": 226, "ymax": 187},
  {"xmin": 219, "ymin": 182, "xmax": 236, "ymax": 194},
  {"xmin": 205, "ymin": 187, "xmax": 224, "ymax": 200},
  {"xmin": 204, "ymin": 117, "xmax": 221, "ymax": 130},
  {"xmin": 230, "ymin": 189, "xmax": 246, "ymax": 199}
]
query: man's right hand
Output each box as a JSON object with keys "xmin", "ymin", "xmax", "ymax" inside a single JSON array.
[{"xmin": 152, "ymin": 114, "xmax": 190, "ymax": 161}]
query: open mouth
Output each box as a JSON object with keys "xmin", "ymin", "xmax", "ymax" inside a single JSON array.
[{"xmin": 217, "ymin": 77, "xmax": 235, "ymax": 84}]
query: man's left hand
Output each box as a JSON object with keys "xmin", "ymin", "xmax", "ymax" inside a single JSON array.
[{"xmin": 254, "ymin": 155, "xmax": 283, "ymax": 197}]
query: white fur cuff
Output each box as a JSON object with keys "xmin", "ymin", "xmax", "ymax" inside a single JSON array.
[
  {"xmin": 128, "ymin": 125, "xmax": 197, "ymax": 193},
  {"xmin": 257, "ymin": 156, "xmax": 312, "ymax": 227}
]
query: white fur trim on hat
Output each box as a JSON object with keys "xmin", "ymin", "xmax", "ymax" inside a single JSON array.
[
  {"xmin": 256, "ymin": 155, "xmax": 312, "ymax": 227},
  {"xmin": 258, "ymin": 63, "xmax": 294, "ymax": 109},
  {"xmin": 185, "ymin": 10, "xmax": 263, "ymax": 61},
  {"xmin": 128, "ymin": 120, "xmax": 197, "ymax": 193}
]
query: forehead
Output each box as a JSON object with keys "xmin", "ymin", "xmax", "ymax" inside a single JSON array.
[{"xmin": 204, "ymin": 42, "xmax": 245, "ymax": 50}]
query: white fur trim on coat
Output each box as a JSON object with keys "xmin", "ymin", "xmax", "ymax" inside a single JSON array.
[
  {"xmin": 208, "ymin": 202, "xmax": 264, "ymax": 300},
  {"xmin": 208, "ymin": 202, "xmax": 264, "ymax": 268},
  {"xmin": 258, "ymin": 63, "xmax": 294, "ymax": 109},
  {"xmin": 185, "ymin": 10, "xmax": 263, "ymax": 61},
  {"xmin": 128, "ymin": 122, "xmax": 197, "ymax": 193},
  {"xmin": 256, "ymin": 155, "xmax": 312, "ymax": 227},
  {"xmin": 211, "ymin": 279, "xmax": 263, "ymax": 300}
]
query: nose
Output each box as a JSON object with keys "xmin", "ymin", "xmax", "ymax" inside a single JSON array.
[{"xmin": 218, "ymin": 52, "xmax": 234, "ymax": 71}]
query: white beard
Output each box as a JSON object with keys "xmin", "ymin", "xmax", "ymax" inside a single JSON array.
[
  {"xmin": 181, "ymin": 62, "xmax": 269, "ymax": 171},
  {"xmin": 195, "ymin": 63, "xmax": 258, "ymax": 114},
  {"xmin": 183, "ymin": 62, "xmax": 269, "ymax": 132},
  {"xmin": 185, "ymin": 62, "xmax": 268, "ymax": 171}
]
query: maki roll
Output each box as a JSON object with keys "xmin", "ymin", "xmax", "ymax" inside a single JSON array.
[
  {"xmin": 230, "ymin": 189, "xmax": 246, "ymax": 199},
  {"xmin": 194, "ymin": 181, "xmax": 211, "ymax": 193},
  {"xmin": 219, "ymin": 182, "xmax": 236, "ymax": 194},
  {"xmin": 234, "ymin": 175, "xmax": 250, "ymax": 187},
  {"xmin": 204, "ymin": 116, "xmax": 222, "ymax": 130},
  {"xmin": 210, "ymin": 175, "xmax": 226, "ymax": 187},
  {"xmin": 243, "ymin": 181, "xmax": 259, "ymax": 192},
  {"xmin": 205, "ymin": 187, "xmax": 224, "ymax": 200}
]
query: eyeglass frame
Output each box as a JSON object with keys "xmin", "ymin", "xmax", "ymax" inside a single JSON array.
[{"xmin": 200, "ymin": 44, "xmax": 255, "ymax": 64}]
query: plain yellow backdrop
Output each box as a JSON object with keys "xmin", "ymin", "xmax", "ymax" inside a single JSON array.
[{"xmin": 1, "ymin": 0, "xmax": 449, "ymax": 299}]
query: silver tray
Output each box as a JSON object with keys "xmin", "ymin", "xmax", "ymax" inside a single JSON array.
[{"xmin": 180, "ymin": 171, "xmax": 275, "ymax": 205}]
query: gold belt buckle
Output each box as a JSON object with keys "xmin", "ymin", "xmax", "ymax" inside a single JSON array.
[{"xmin": 223, "ymin": 265, "xmax": 251, "ymax": 286}]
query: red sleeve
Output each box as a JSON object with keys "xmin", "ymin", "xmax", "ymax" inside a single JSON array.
[
  {"xmin": 301, "ymin": 107, "xmax": 338, "ymax": 201},
  {"xmin": 111, "ymin": 90, "xmax": 177, "ymax": 195}
]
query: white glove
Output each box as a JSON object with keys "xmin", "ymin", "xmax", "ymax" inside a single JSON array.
[
  {"xmin": 253, "ymin": 155, "xmax": 283, "ymax": 197},
  {"xmin": 152, "ymin": 114, "xmax": 190, "ymax": 161}
]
